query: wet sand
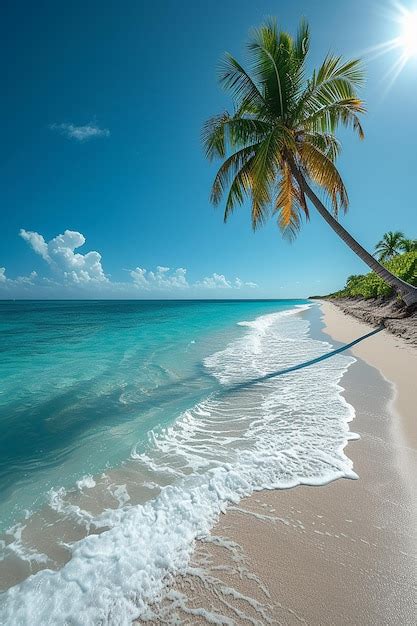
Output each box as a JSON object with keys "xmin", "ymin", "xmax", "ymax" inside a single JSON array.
[
  {"xmin": 321, "ymin": 300, "xmax": 417, "ymax": 448},
  {"xmin": 149, "ymin": 303, "xmax": 417, "ymax": 624}
]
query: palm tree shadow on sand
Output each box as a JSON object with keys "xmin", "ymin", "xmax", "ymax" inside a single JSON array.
[{"xmin": 222, "ymin": 324, "xmax": 383, "ymax": 394}]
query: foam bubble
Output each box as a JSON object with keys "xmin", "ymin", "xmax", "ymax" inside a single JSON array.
[
  {"xmin": 3, "ymin": 523, "xmax": 49, "ymax": 565},
  {"xmin": 76, "ymin": 475, "xmax": 96, "ymax": 490}
]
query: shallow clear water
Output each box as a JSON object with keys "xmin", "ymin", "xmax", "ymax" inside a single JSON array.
[
  {"xmin": 0, "ymin": 300, "xmax": 306, "ymax": 525},
  {"xmin": 0, "ymin": 299, "xmax": 356, "ymax": 624}
]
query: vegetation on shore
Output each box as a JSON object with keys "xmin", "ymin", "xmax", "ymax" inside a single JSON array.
[{"xmin": 327, "ymin": 251, "xmax": 417, "ymax": 299}]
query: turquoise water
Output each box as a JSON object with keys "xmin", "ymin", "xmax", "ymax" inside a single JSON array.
[
  {"xmin": 0, "ymin": 299, "xmax": 307, "ymax": 528},
  {"xmin": 0, "ymin": 298, "xmax": 360, "ymax": 623}
]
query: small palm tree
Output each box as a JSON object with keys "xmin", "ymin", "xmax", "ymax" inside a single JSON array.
[
  {"xmin": 203, "ymin": 19, "xmax": 417, "ymax": 306},
  {"xmin": 374, "ymin": 231, "xmax": 405, "ymax": 262},
  {"xmin": 400, "ymin": 238, "xmax": 417, "ymax": 253}
]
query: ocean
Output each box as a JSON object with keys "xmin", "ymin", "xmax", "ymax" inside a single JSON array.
[{"xmin": 0, "ymin": 299, "xmax": 356, "ymax": 623}]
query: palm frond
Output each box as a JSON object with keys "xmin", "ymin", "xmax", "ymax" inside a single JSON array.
[
  {"xmin": 295, "ymin": 56, "xmax": 365, "ymax": 131},
  {"xmin": 250, "ymin": 126, "xmax": 294, "ymax": 212},
  {"xmin": 202, "ymin": 112, "xmax": 231, "ymax": 160},
  {"xmin": 202, "ymin": 114, "xmax": 270, "ymax": 160},
  {"xmin": 250, "ymin": 196, "xmax": 270, "ymax": 230},
  {"xmin": 400, "ymin": 238, "xmax": 417, "ymax": 253},
  {"xmin": 301, "ymin": 131, "xmax": 341, "ymax": 161},
  {"xmin": 224, "ymin": 158, "xmax": 255, "ymax": 222},
  {"xmin": 210, "ymin": 144, "xmax": 258, "ymax": 206},
  {"xmin": 227, "ymin": 117, "xmax": 271, "ymax": 149},
  {"xmin": 303, "ymin": 99, "xmax": 365, "ymax": 139},
  {"xmin": 293, "ymin": 18, "xmax": 310, "ymax": 64},
  {"xmin": 274, "ymin": 162, "xmax": 301, "ymax": 240},
  {"xmin": 301, "ymin": 56, "xmax": 364, "ymax": 105},
  {"xmin": 248, "ymin": 19, "xmax": 298, "ymax": 118},
  {"xmin": 316, "ymin": 56, "xmax": 364, "ymax": 88},
  {"xmin": 218, "ymin": 53, "xmax": 265, "ymax": 110},
  {"xmin": 274, "ymin": 161, "xmax": 310, "ymax": 240},
  {"xmin": 298, "ymin": 142, "xmax": 348, "ymax": 215}
]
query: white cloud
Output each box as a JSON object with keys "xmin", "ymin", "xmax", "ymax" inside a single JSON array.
[
  {"xmin": 0, "ymin": 267, "xmax": 37, "ymax": 288},
  {"xmin": 50, "ymin": 122, "xmax": 110, "ymax": 142},
  {"xmin": 195, "ymin": 273, "xmax": 231, "ymax": 289},
  {"xmin": 9, "ymin": 228, "xmax": 259, "ymax": 296},
  {"xmin": 130, "ymin": 268, "xmax": 257, "ymax": 292},
  {"xmin": 15, "ymin": 271, "xmax": 38, "ymax": 285},
  {"xmin": 20, "ymin": 229, "xmax": 108, "ymax": 284},
  {"xmin": 234, "ymin": 277, "xmax": 257, "ymax": 289},
  {"xmin": 19, "ymin": 230, "xmax": 50, "ymax": 261},
  {"xmin": 196, "ymin": 274, "xmax": 258, "ymax": 290},
  {"xmin": 130, "ymin": 266, "xmax": 189, "ymax": 290}
]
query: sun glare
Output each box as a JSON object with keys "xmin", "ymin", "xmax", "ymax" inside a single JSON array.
[
  {"xmin": 399, "ymin": 9, "xmax": 417, "ymax": 57},
  {"xmin": 361, "ymin": 3, "xmax": 417, "ymax": 93}
]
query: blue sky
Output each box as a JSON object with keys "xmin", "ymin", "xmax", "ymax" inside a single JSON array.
[{"xmin": 1, "ymin": 0, "xmax": 416, "ymax": 299}]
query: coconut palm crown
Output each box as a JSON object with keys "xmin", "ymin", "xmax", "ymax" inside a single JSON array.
[
  {"xmin": 374, "ymin": 231, "xmax": 405, "ymax": 262},
  {"xmin": 203, "ymin": 18, "xmax": 417, "ymax": 306},
  {"xmin": 400, "ymin": 238, "xmax": 417, "ymax": 253}
]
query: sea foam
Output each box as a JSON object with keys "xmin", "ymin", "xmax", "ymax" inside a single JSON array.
[{"xmin": 0, "ymin": 305, "xmax": 357, "ymax": 624}]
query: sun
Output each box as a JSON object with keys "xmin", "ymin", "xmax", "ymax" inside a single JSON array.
[
  {"xmin": 361, "ymin": 3, "xmax": 417, "ymax": 93},
  {"xmin": 398, "ymin": 9, "xmax": 417, "ymax": 58}
]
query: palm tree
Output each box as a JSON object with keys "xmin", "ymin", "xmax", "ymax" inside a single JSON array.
[
  {"xmin": 374, "ymin": 231, "xmax": 405, "ymax": 262},
  {"xmin": 400, "ymin": 238, "xmax": 417, "ymax": 253},
  {"xmin": 202, "ymin": 19, "xmax": 417, "ymax": 307}
]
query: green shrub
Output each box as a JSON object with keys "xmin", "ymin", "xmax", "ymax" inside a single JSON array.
[{"xmin": 329, "ymin": 252, "xmax": 417, "ymax": 299}]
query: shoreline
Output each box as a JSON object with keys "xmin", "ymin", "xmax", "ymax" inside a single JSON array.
[
  {"xmin": 320, "ymin": 300, "xmax": 417, "ymax": 448},
  {"xmin": 153, "ymin": 302, "xmax": 417, "ymax": 624}
]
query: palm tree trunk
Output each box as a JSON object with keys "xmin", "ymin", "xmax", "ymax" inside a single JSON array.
[{"xmin": 294, "ymin": 170, "xmax": 417, "ymax": 307}]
